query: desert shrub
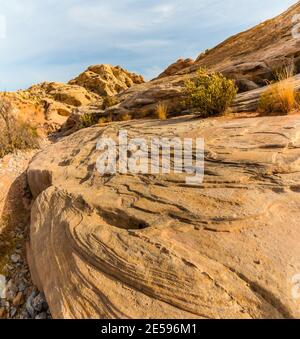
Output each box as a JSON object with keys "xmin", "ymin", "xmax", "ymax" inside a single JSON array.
[
  {"xmin": 259, "ymin": 65, "xmax": 298, "ymax": 114},
  {"xmin": 0, "ymin": 95, "xmax": 39, "ymax": 158},
  {"xmin": 79, "ymin": 113, "xmax": 94, "ymax": 128},
  {"xmin": 102, "ymin": 95, "xmax": 119, "ymax": 110},
  {"xmin": 78, "ymin": 113, "xmax": 101, "ymax": 129},
  {"xmin": 183, "ymin": 69, "xmax": 238, "ymax": 117},
  {"xmin": 155, "ymin": 102, "xmax": 168, "ymax": 120}
]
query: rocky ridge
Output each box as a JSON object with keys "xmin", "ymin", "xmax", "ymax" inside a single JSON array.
[
  {"xmin": 98, "ymin": 2, "xmax": 300, "ymax": 120},
  {"xmin": 167, "ymin": 2, "xmax": 300, "ymax": 86},
  {"xmin": 2, "ymin": 65, "xmax": 144, "ymax": 133}
]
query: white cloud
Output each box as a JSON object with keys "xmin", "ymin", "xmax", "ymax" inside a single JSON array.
[{"xmin": 68, "ymin": 2, "xmax": 178, "ymax": 31}]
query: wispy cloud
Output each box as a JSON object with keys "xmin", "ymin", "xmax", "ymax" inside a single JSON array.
[
  {"xmin": 0, "ymin": 0, "xmax": 296, "ymax": 90},
  {"xmin": 116, "ymin": 39, "xmax": 172, "ymax": 51},
  {"xmin": 68, "ymin": 3, "xmax": 145, "ymax": 31}
]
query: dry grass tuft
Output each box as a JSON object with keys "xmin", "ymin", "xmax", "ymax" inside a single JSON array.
[
  {"xmin": 259, "ymin": 65, "xmax": 299, "ymax": 115},
  {"xmin": 274, "ymin": 64, "xmax": 295, "ymax": 82},
  {"xmin": 156, "ymin": 102, "xmax": 168, "ymax": 120}
]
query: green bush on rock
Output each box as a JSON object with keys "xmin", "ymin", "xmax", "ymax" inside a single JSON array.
[{"xmin": 183, "ymin": 69, "xmax": 237, "ymax": 117}]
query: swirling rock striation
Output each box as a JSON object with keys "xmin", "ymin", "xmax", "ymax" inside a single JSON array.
[{"xmin": 26, "ymin": 114, "xmax": 300, "ymax": 319}]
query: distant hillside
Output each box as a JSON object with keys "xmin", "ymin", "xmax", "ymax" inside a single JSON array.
[{"xmin": 158, "ymin": 1, "xmax": 300, "ymax": 89}]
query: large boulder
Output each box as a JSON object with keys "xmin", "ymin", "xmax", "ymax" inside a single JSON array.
[
  {"xmin": 105, "ymin": 78, "xmax": 185, "ymax": 119},
  {"xmin": 68, "ymin": 64, "xmax": 145, "ymax": 97},
  {"xmin": 234, "ymin": 78, "xmax": 260, "ymax": 93},
  {"xmin": 27, "ymin": 114, "xmax": 300, "ymax": 319},
  {"xmin": 48, "ymin": 85, "xmax": 93, "ymax": 107}
]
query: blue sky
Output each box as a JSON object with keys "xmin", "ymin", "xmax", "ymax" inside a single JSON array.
[{"xmin": 0, "ymin": 0, "xmax": 297, "ymax": 91}]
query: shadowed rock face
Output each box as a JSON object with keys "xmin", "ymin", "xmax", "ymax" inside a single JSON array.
[{"xmin": 27, "ymin": 114, "xmax": 300, "ymax": 319}]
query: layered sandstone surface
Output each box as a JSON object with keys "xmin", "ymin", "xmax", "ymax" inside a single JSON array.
[{"xmin": 27, "ymin": 114, "xmax": 300, "ymax": 319}]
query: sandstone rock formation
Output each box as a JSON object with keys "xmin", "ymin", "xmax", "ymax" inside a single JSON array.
[
  {"xmin": 1, "ymin": 2, "xmax": 299, "ymax": 320},
  {"xmin": 19, "ymin": 82, "xmax": 102, "ymax": 130},
  {"xmin": 101, "ymin": 72, "xmax": 300, "ymax": 120},
  {"xmin": 4, "ymin": 3, "xmax": 300, "ymax": 130},
  {"xmin": 68, "ymin": 64, "xmax": 145, "ymax": 97},
  {"xmin": 1, "ymin": 65, "xmax": 145, "ymax": 134},
  {"xmin": 0, "ymin": 83, "xmax": 101, "ymax": 133},
  {"xmin": 27, "ymin": 114, "xmax": 300, "ymax": 319},
  {"xmin": 61, "ymin": 106, "xmax": 105, "ymax": 136},
  {"xmin": 105, "ymin": 76, "xmax": 186, "ymax": 120},
  {"xmin": 26, "ymin": 82, "xmax": 99, "ymax": 107}
]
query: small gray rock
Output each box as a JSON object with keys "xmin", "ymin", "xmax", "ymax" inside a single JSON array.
[
  {"xmin": 35, "ymin": 312, "xmax": 47, "ymax": 320},
  {"xmin": 18, "ymin": 281, "xmax": 27, "ymax": 292},
  {"xmin": 3, "ymin": 280, "xmax": 18, "ymax": 301},
  {"xmin": 26, "ymin": 291, "xmax": 37, "ymax": 318},
  {"xmin": 10, "ymin": 307, "xmax": 17, "ymax": 318},
  {"xmin": 20, "ymin": 309, "xmax": 30, "ymax": 319},
  {"xmin": 32, "ymin": 292, "xmax": 48, "ymax": 313},
  {"xmin": 10, "ymin": 254, "xmax": 21, "ymax": 264}
]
